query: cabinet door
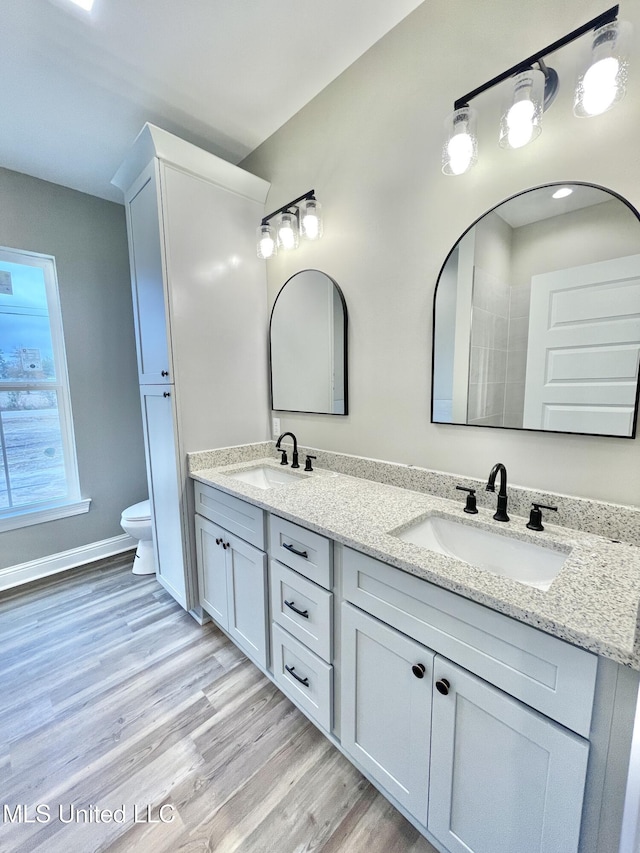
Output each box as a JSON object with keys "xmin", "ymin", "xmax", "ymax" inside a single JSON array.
[
  {"xmin": 341, "ymin": 603, "xmax": 433, "ymax": 826},
  {"xmin": 194, "ymin": 515, "xmax": 228, "ymax": 629},
  {"xmin": 125, "ymin": 162, "xmax": 173, "ymax": 384},
  {"xmin": 140, "ymin": 385, "xmax": 188, "ymax": 608},
  {"xmin": 225, "ymin": 531, "xmax": 268, "ymax": 669},
  {"xmin": 428, "ymin": 656, "xmax": 589, "ymax": 853}
]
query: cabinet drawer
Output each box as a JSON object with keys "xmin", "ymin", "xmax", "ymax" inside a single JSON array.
[
  {"xmin": 343, "ymin": 547, "xmax": 598, "ymax": 738},
  {"xmin": 272, "ymin": 622, "xmax": 333, "ymax": 732},
  {"xmin": 270, "ymin": 561, "xmax": 333, "ymax": 662},
  {"xmin": 194, "ymin": 481, "xmax": 265, "ymax": 549},
  {"xmin": 269, "ymin": 515, "xmax": 332, "ymax": 589}
]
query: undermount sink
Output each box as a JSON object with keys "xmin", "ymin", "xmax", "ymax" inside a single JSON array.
[
  {"xmin": 395, "ymin": 514, "xmax": 569, "ymax": 591},
  {"xmin": 226, "ymin": 465, "xmax": 305, "ymax": 489}
]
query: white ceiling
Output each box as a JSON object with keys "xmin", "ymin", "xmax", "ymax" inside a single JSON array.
[{"xmin": 1, "ymin": 0, "xmax": 425, "ymax": 203}]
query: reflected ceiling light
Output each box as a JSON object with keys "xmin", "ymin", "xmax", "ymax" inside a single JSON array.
[
  {"xmin": 552, "ymin": 187, "xmax": 574, "ymax": 199},
  {"xmin": 443, "ymin": 6, "xmax": 630, "ymax": 176},
  {"xmin": 69, "ymin": 0, "xmax": 94, "ymax": 9},
  {"xmin": 257, "ymin": 190, "xmax": 323, "ymax": 259}
]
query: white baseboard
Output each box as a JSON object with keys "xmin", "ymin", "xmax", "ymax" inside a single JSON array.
[{"xmin": 0, "ymin": 533, "xmax": 137, "ymax": 592}]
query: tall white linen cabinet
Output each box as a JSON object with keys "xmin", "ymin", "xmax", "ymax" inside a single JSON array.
[{"xmin": 112, "ymin": 124, "xmax": 270, "ymax": 613}]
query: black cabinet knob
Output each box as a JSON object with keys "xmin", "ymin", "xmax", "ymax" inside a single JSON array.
[
  {"xmin": 215, "ymin": 538, "xmax": 222, "ymax": 545},
  {"xmin": 412, "ymin": 663, "xmax": 426, "ymax": 679},
  {"xmin": 436, "ymin": 678, "xmax": 451, "ymax": 696},
  {"xmin": 161, "ymin": 370, "xmax": 169, "ymax": 377},
  {"xmin": 163, "ymin": 391, "xmax": 171, "ymax": 398}
]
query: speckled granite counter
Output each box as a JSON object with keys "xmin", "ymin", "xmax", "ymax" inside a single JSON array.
[{"xmin": 190, "ymin": 453, "xmax": 640, "ymax": 670}]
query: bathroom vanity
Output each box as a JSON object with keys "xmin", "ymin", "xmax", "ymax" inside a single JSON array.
[{"xmin": 189, "ymin": 448, "xmax": 640, "ymax": 853}]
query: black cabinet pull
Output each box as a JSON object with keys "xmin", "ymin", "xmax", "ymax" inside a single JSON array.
[
  {"xmin": 285, "ymin": 665, "xmax": 309, "ymax": 687},
  {"xmin": 436, "ymin": 678, "xmax": 451, "ymax": 696},
  {"xmin": 412, "ymin": 663, "xmax": 426, "ymax": 679},
  {"xmin": 161, "ymin": 370, "xmax": 169, "ymax": 377},
  {"xmin": 283, "ymin": 542, "xmax": 308, "ymax": 559},
  {"xmin": 163, "ymin": 391, "xmax": 171, "ymax": 398},
  {"xmin": 284, "ymin": 599, "xmax": 309, "ymax": 619},
  {"xmin": 222, "ymin": 542, "xmax": 229, "ymax": 550},
  {"xmin": 215, "ymin": 538, "xmax": 222, "ymax": 545}
]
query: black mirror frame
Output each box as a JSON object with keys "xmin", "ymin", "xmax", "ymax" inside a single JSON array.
[
  {"xmin": 269, "ymin": 269, "xmax": 349, "ymax": 416},
  {"xmin": 430, "ymin": 181, "xmax": 640, "ymax": 439}
]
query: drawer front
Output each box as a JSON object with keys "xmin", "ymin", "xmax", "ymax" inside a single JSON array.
[
  {"xmin": 269, "ymin": 515, "xmax": 332, "ymax": 589},
  {"xmin": 272, "ymin": 622, "xmax": 333, "ymax": 732},
  {"xmin": 343, "ymin": 547, "xmax": 598, "ymax": 738},
  {"xmin": 270, "ymin": 561, "xmax": 333, "ymax": 662},
  {"xmin": 194, "ymin": 481, "xmax": 265, "ymax": 549}
]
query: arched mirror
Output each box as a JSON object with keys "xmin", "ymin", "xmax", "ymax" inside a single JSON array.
[
  {"xmin": 432, "ymin": 183, "xmax": 640, "ymax": 438},
  {"xmin": 270, "ymin": 269, "xmax": 348, "ymax": 415}
]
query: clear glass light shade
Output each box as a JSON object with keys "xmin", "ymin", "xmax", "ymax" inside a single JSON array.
[
  {"xmin": 301, "ymin": 199, "xmax": 323, "ymax": 240},
  {"xmin": 574, "ymin": 20, "xmax": 631, "ymax": 117},
  {"xmin": 499, "ymin": 68, "xmax": 544, "ymax": 149},
  {"xmin": 256, "ymin": 224, "xmax": 277, "ymax": 259},
  {"xmin": 442, "ymin": 107, "xmax": 478, "ymax": 176},
  {"xmin": 277, "ymin": 212, "xmax": 299, "ymax": 250}
]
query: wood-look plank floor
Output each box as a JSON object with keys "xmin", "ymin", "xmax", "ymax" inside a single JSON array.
[{"xmin": 0, "ymin": 557, "xmax": 438, "ymax": 853}]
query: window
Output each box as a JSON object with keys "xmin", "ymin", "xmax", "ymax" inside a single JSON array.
[{"xmin": 0, "ymin": 246, "xmax": 88, "ymax": 531}]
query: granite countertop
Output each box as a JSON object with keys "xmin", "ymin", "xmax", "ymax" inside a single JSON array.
[{"xmin": 191, "ymin": 456, "xmax": 640, "ymax": 669}]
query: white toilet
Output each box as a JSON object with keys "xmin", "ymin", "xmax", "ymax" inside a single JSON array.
[{"xmin": 120, "ymin": 499, "xmax": 156, "ymax": 575}]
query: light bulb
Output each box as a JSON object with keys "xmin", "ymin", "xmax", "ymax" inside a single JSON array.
[
  {"xmin": 499, "ymin": 69, "xmax": 543, "ymax": 150},
  {"xmin": 447, "ymin": 132, "xmax": 473, "ymax": 175},
  {"xmin": 301, "ymin": 199, "xmax": 323, "ymax": 240},
  {"xmin": 256, "ymin": 224, "xmax": 277, "ymax": 259},
  {"xmin": 260, "ymin": 235, "xmax": 275, "ymax": 257},
  {"xmin": 574, "ymin": 20, "xmax": 631, "ymax": 118},
  {"xmin": 277, "ymin": 213, "xmax": 299, "ymax": 250},
  {"xmin": 506, "ymin": 99, "xmax": 535, "ymax": 148},
  {"xmin": 582, "ymin": 56, "xmax": 619, "ymax": 115},
  {"xmin": 442, "ymin": 107, "xmax": 478, "ymax": 176},
  {"xmin": 279, "ymin": 225, "xmax": 295, "ymax": 250}
]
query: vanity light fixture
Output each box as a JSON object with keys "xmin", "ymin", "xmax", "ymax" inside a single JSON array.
[
  {"xmin": 256, "ymin": 190, "xmax": 323, "ymax": 259},
  {"xmin": 443, "ymin": 5, "xmax": 631, "ymax": 175}
]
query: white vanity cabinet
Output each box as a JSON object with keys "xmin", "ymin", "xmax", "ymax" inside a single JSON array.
[
  {"xmin": 340, "ymin": 546, "xmax": 594, "ymax": 853},
  {"xmin": 341, "ymin": 602, "xmax": 433, "ymax": 824},
  {"xmin": 194, "ymin": 483, "xmax": 268, "ymax": 669},
  {"xmin": 428, "ymin": 656, "xmax": 588, "ymax": 853},
  {"xmin": 112, "ymin": 124, "xmax": 271, "ymax": 612},
  {"xmin": 268, "ymin": 515, "xmax": 334, "ymax": 732},
  {"xmin": 190, "ymin": 479, "xmax": 636, "ymax": 853}
]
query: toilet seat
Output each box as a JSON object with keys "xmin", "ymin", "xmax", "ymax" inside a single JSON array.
[{"xmin": 121, "ymin": 499, "xmax": 151, "ymax": 523}]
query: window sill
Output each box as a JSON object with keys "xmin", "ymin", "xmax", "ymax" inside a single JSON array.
[{"xmin": 0, "ymin": 498, "xmax": 91, "ymax": 533}]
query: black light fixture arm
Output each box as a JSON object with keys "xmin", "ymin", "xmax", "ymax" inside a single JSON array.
[
  {"xmin": 453, "ymin": 5, "xmax": 619, "ymax": 110},
  {"xmin": 261, "ymin": 189, "xmax": 316, "ymax": 227}
]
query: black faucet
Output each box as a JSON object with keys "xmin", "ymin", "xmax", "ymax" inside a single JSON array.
[
  {"xmin": 486, "ymin": 462, "xmax": 509, "ymax": 522},
  {"xmin": 275, "ymin": 432, "xmax": 299, "ymax": 468}
]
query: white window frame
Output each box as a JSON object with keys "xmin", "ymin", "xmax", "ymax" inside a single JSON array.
[{"xmin": 0, "ymin": 246, "xmax": 89, "ymax": 532}]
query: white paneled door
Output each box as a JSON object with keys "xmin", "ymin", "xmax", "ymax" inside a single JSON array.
[{"xmin": 523, "ymin": 254, "xmax": 640, "ymax": 435}]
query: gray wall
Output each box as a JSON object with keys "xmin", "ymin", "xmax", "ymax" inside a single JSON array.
[
  {"xmin": 0, "ymin": 167, "xmax": 148, "ymax": 569},
  {"xmin": 242, "ymin": 0, "xmax": 640, "ymax": 507}
]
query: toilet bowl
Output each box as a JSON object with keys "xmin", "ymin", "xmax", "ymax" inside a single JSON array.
[{"xmin": 120, "ymin": 500, "xmax": 156, "ymax": 575}]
